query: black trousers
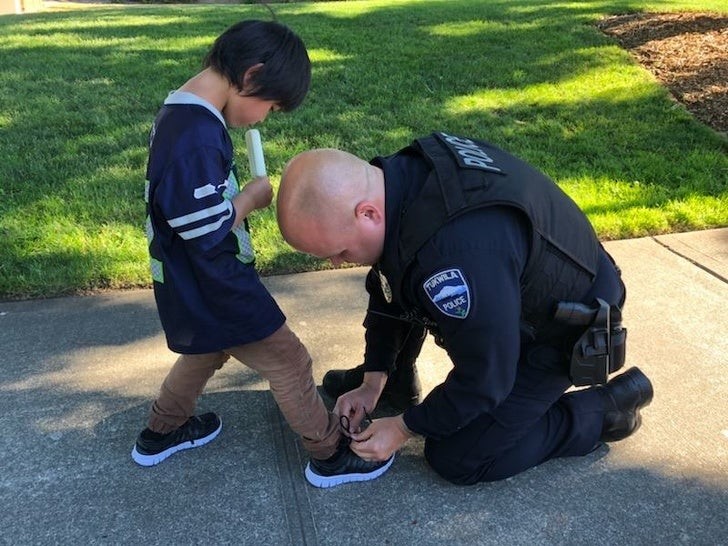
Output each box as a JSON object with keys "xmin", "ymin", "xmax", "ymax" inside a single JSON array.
[
  {"xmin": 423, "ymin": 340, "xmax": 606, "ymax": 484},
  {"xmin": 394, "ymin": 248, "xmax": 624, "ymax": 484},
  {"xmin": 422, "ymin": 249, "xmax": 626, "ymax": 485}
]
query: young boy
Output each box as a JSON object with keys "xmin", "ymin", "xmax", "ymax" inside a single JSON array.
[{"xmin": 133, "ymin": 20, "xmax": 393, "ymax": 488}]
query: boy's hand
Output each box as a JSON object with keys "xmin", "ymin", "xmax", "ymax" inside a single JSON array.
[
  {"xmin": 232, "ymin": 176, "xmax": 273, "ymax": 227},
  {"xmin": 242, "ymin": 176, "xmax": 274, "ymax": 210}
]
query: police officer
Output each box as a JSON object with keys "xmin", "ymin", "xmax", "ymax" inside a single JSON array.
[{"xmin": 276, "ymin": 133, "xmax": 653, "ymax": 484}]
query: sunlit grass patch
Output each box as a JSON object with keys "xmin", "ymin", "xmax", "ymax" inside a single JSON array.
[{"xmin": 0, "ymin": 0, "xmax": 725, "ymax": 299}]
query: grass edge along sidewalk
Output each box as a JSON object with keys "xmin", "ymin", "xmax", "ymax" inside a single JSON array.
[{"xmin": 0, "ymin": 0, "xmax": 726, "ymax": 300}]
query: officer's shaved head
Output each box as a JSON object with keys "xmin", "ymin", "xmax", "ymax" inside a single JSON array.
[
  {"xmin": 278, "ymin": 149, "xmax": 363, "ymax": 236},
  {"xmin": 277, "ymin": 148, "xmax": 386, "ymax": 265}
]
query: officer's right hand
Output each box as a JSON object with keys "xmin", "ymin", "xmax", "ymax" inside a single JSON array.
[{"xmin": 334, "ymin": 371, "xmax": 387, "ymax": 432}]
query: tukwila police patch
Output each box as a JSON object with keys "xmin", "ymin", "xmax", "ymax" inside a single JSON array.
[{"xmin": 423, "ymin": 268, "xmax": 470, "ymax": 319}]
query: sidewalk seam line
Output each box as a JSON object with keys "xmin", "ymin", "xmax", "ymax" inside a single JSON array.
[
  {"xmin": 267, "ymin": 394, "xmax": 319, "ymax": 546},
  {"xmin": 651, "ymin": 237, "xmax": 728, "ymax": 284}
]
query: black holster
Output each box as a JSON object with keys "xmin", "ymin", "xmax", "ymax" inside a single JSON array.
[{"xmin": 554, "ymin": 298, "xmax": 627, "ymax": 386}]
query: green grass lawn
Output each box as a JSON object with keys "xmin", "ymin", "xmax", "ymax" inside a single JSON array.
[{"xmin": 1, "ymin": 0, "xmax": 726, "ymax": 300}]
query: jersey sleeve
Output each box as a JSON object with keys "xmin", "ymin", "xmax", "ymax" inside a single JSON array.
[
  {"xmin": 402, "ymin": 207, "xmax": 530, "ymax": 439},
  {"xmin": 152, "ymin": 146, "xmax": 236, "ymax": 253}
]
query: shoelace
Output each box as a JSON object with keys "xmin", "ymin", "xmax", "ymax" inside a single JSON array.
[{"xmin": 339, "ymin": 409, "xmax": 373, "ymax": 442}]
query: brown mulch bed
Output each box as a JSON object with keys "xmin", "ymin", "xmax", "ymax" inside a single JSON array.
[{"xmin": 597, "ymin": 12, "xmax": 727, "ymax": 135}]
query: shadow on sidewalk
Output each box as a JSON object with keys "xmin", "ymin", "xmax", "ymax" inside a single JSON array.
[{"xmin": 2, "ymin": 385, "xmax": 726, "ymax": 544}]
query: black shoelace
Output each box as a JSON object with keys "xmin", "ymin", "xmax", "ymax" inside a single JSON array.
[{"xmin": 339, "ymin": 409, "xmax": 373, "ymax": 442}]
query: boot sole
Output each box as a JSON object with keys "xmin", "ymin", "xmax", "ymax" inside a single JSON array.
[
  {"xmin": 601, "ymin": 368, "xmax": 653, "ymax": 442},
  {"xmin": 624, "ymin": 367, "xmax": 654, "ymax": 408}
]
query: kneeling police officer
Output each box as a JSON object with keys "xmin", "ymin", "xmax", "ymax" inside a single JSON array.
[{"xmin": 277, "ymin": 132, "xmax": 653, "ymax": 484}]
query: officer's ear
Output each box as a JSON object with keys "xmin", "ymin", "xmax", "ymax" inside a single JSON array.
[{"xmin": 354, "ymin": 201, "xmax": 383, "ymax": 225}]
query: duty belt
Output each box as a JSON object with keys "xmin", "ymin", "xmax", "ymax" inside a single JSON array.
[{"xmin": 554, "ymin": 298, "xmax": 627, "ymax": 386}]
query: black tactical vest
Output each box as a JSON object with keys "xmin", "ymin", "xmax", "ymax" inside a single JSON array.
[{"xmin": 390, "ymin": 132, "xmax": 601, "ymax": 330}]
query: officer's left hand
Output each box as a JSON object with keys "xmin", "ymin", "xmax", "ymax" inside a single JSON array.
[{"xmin": 349, "ymin": 415, "xmax": 414, "ymax": 462}]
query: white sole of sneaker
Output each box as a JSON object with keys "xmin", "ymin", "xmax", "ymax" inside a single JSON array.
[
  {"xmin": 304, "ymin": 453, "xmax": 395, "ymax": 488},
  {"xmin": 130, "ymin": 419, "xmax": 222, "ymax": 467}
]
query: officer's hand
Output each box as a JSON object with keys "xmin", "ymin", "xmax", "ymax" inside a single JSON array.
[
  {"xmin": 349, "ymin": 415, "xmax": 414, "ymax": 462},
  {"xmin": 334, "ymin": 373, "xmax": 385, "ymax": 432}
]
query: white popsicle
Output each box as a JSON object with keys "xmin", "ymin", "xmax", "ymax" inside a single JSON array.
[{"xmin": 245, "ymin": 129, "xmax": 267, "ymax": 177}]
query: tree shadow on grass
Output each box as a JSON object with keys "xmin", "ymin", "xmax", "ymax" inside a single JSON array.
[{"xmin": 0, "ymin": 0, "xmax": 726, "ymax": 297}]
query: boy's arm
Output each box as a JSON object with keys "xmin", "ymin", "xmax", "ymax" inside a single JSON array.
[{"xmin": 231, "ymin": 176, "xmax": 273, "ymax": 227}]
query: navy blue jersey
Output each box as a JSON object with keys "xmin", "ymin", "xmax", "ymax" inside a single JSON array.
[{"xmin": 144, "ymin": 91, "xmax": 284, "ymax": 353}]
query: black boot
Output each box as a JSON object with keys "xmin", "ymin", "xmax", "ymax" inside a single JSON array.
[
  {"xmin": 598, "ymin": 367, "xmax": 654, "ymax": 442},
  {"xmin": 323, "ymin": 328, "xmax": 425, "ymax": 412},
  {"xmin": 322, "ymin": 362, "xmax": 422, "ymax": 412}
]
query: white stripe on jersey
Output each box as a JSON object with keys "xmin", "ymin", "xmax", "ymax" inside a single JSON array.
[
  {"xmin": 194, "ymin": 179, "xmax": 230, "ymax": 200},
  {"xmin": 168, "ymin": 200, "xmax": 234, "ymax": 240},
  {"xmin": 178, "ymin": 209, "xmax": 234, "ymax": 240},
  {"xmin": 193, "ymin": 183, "xmax": 217, "ymax": 199},
  {"xmin": 168, "ymin": 201, "xmax": 232, "ymax": 228}
]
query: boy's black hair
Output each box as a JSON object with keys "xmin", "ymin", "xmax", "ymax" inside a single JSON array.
[{"xmin": 204, "ymin": 20, "xmax": 311, "ymax": 112}]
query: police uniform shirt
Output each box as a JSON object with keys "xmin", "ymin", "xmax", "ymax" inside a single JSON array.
[
  {"xmin": 145, "ymin": 91, "xmax": 285, "ymax": 354},
  {"xmin": 367, "ymin": 151, "xmax": 531, "ymax": 440}
]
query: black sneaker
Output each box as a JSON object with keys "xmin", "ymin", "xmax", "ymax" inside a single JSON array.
[
  {"xmin": 322, "ymin": 363, "xmax": 422, "ymax": 412},
  {"xmin": 131, "ymin": 412, "xmax": 222, "ymax": 467},
  {"xmin": 305, "ymin": 438, "xmax": 395, "ymax": 488}
]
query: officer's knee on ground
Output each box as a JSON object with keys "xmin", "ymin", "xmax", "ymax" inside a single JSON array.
[
  {"xmin": 425, "ymin": 438, "xmax": 520, "ymax": 485},
  {"xmin": 424, "ymin": 439, "xmax": 482, "ymax": 485}
]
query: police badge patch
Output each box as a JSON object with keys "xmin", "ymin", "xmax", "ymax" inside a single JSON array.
[{"xmin": 423, "ymin": 268, "xmax": 470, "ymax": 319}]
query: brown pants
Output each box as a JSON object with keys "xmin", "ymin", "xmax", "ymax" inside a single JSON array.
[{"xmin": 148, "ymin": 323, "xmax": 340, "ymax": 460}]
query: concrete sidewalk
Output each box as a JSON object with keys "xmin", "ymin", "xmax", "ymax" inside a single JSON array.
[{"xmin": 1, "ymin": 229, "xmax": 726, "ymax": 545}]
